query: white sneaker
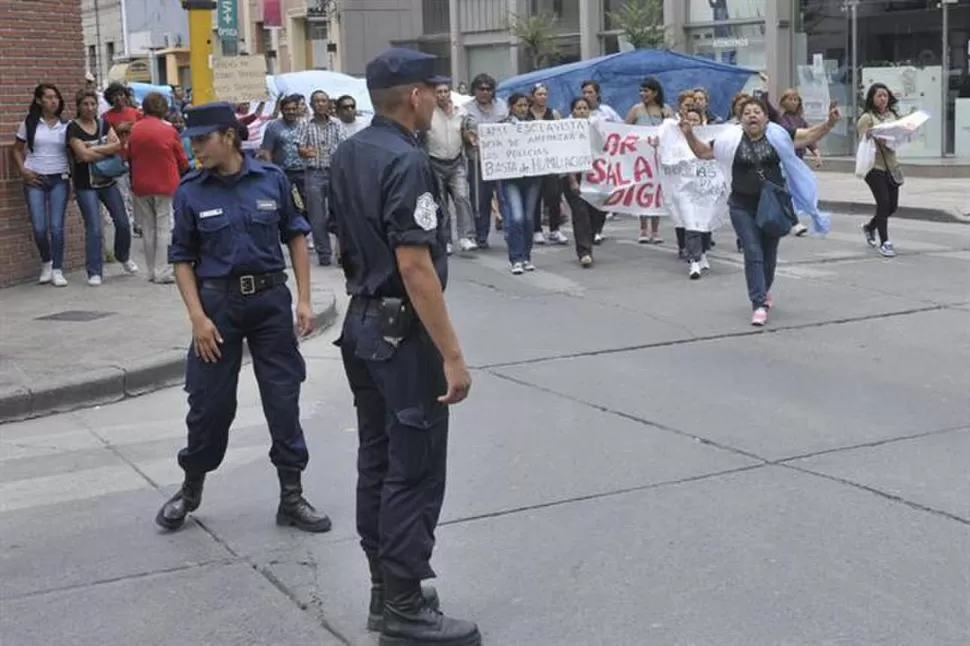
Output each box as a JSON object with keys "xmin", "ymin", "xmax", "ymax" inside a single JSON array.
[
  {"xmin": 510, "ymin": 262, "xmax": 524, "ymax": 275},
  {"xmin": 39, "ymin": 261, "xmax": 53, "ymax": 284},
  {"xmin": 699, "ymin": 254, "xmax": 711, "ymax": 271},
  {"xmin": 88, "ymin": 275, "xmax": 102, "ymax": 286},
  {"xmin": 793, "ymin": 223, "xmax": 809, "ymax": 237},
  {"xmin": 307, "ymin": 234, "xmax": 315, "ymax": 251},
  {"xmin": 122, "ymin": 259, "xmax": 139, "ymax": 273},
  {"xmin": 593, "ymin": 233, "xmax": 605, "ymax": 245},
  {"xmin": 879, "ymin": 241, "xmax": 896, "ymax": 258},
  {"xmin": 51, "ymin": 270, "xmax": 68, "ymax": 287},
  {"xmin": 533, "ymin": 232, "xmax": 546, "ymax": 244},
  {"xmin": 458, "ymin": 238, "xmax": 478, "ymax": 252},
  {"xmin": 523, "ymin": 260, "xmax": 536, "ymax": 272},
  {"xmin": 446, "ymin": 243, "xmax": 453, "ymax": 256},
  {"xmin": 547, "ymin": 230, "xmax": 569, "ymax": 245},
  {"xmin": 689, "ymin": 262, "xmax": 701, "ymax": 280}
]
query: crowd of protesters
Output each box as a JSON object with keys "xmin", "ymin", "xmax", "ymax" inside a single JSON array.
[{"xmin": 12, "ymin": 70, "xmax": 904, "ymax": 326}]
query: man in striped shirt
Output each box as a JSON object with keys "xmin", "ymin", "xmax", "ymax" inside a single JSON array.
[{"xmin": 297, "ymin": 90, "xmax": 346, "ymax": 266}]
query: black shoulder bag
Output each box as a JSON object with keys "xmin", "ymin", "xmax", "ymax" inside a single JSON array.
[{"xmin": 742, "ymin": 136, "xmax": 798, "ymax": 238}]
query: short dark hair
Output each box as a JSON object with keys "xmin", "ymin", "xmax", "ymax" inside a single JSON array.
[
  {"xmin": 736, "ymin": 96, "xmax": 767, "ymax": 115},
  {"xmin": 581, "ymin": 80, "xmax": 601, "ymax": 95},
  {"xmin": 141, "ymin": 92, "xmax": 169, "ymax": 118},
  {"xmin": 280, "ymin": 94, "xmax": 302, "ymax": 110},
  {"xmin": 507, "ymin": 92, "xmax": 529, "ymax": 109},
  {"xmin": 335, "ymin": 94, "xmax": 356, "ymax": 109},
  {"xmin": 569, "ymin": 96, "xmax": 590, "ymax": 112},
  {"xmin": 310, "ymin": 90, "xmax": 329, "ymax": 102},
  {"xmin": 104, "ymin": 82, "xmax": 127, "ymax": 104},
  {"xmin": 471, "ymin": 73, "xmax": 496, "ymax": 91}
]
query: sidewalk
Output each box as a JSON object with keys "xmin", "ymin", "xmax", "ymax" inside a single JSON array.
[
  {"xmin": 0, "ymin": 246, "xmax": 344, "ymax": 423},
  {"xmin": 815, "ymin": 172, "xmax": 970, "ymax": 223}
]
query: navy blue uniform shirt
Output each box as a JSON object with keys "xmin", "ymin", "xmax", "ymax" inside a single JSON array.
[
  {"xmin": 169, "ymin": 155, "xmax": 311, "ymax": 278},
  {"xmin": 328, "ymin": 115, "xmax": 447, "ymax": 298}
]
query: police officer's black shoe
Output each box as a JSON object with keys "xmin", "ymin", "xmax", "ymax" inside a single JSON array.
[
  {"xmin": 275, "ymin": 469, "xmax": 332, "ymax": 533},
  {"xmin": 368, "ymin": 581, "xmax": 440, "ymax": 631},
  {"xmin": 366, "ymin": 556, "xmax": 441, "ymax": 631},
  {"xmin": 380, "ymin": 575, "xmax": 481, "ymax": 646},
  {"xmin": 155, "ymin": 475, "xmax": 205, "ymax": 531}
]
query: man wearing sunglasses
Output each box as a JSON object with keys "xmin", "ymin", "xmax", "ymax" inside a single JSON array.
[
  {"xmin": 463, "ymin": 73, "xmax": 507, "ymax": 249},
  {"xmin": 334, "ymin": 94, "xmax": 372, "ymax": 137}
]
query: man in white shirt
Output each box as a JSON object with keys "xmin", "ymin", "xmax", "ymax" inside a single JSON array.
[
  {"xmin": 463, "ymin": 73, "xmax": 508, "ymax": 248},
  {"xmin": 424, "ymin": 84, "xmax": 476, "ymax": 253},
  {"xmin": 333, "ymin": 94, "xmax": 372, "ymax": 137},
  {"xmin": 581, "ymin": 80, "xmax": 622, "ymax": 122}
]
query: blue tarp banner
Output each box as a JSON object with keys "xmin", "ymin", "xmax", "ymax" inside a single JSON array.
[{"xmin": 496, "ymin": 49, "xmax": 755, "ymax": 122}]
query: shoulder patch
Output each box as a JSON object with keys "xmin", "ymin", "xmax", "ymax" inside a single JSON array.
[{"xmin": 413, "ymin": 192, "xmax": 438, "ymax": 232}]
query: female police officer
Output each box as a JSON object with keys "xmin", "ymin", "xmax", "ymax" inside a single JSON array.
[{"xmin": 155, "ymin": 102, "xmax": 331, "ymax": 534}]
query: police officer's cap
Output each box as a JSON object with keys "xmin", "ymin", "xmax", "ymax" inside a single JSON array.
[
  {"xmin": 366, "ymin": 48, "xmax": 450, "ymax": 91},
  {"xmin": 184, "ymin": 101, "xmax": 249, "ymax": 141}
]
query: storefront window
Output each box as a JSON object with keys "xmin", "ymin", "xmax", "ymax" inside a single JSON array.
[
  {"xmin": 688, "ymin": 0, "xmax": 766, "ymax": 23},
  {"xmin": 687, "ymin": 23, "xmax": 766, "ymax": 71},
  {"xmin": 795, "ymin": 0, "xmax": 970, "ymax": 158}
]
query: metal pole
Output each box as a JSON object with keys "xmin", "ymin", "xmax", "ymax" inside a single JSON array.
[
  {"xmin": 850, "ymin": 0, "xmax": 858, "ymax": 135},
  {"xmin": 93, "ymin": 0, "xmax": 103, "ymax": 84},
  {"xmin": 941, "ymin": 0, "xmax": 949, "ymax": 156}
]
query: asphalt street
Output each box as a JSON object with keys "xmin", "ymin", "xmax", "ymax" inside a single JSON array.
[{"xmin": 2, "ymin": 212, "xmax": 969, "ymax": 645}]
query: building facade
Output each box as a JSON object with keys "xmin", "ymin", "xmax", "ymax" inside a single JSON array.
[
  {"xmin": 81, "ymin": 0, "xmax": 192, "ymax": 88},
  {"xmin": 1, "ymin": 0, "xmax": 88, "ymax": 286}
]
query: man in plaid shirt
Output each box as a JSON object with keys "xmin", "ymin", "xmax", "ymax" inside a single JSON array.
[{"xmin": 297, "ymin": 90, "xmax": 346, "ymax": 266}]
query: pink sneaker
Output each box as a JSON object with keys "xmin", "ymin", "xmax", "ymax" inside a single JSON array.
[
  {"xmin": 751, "ymin": 308, "xmax": 768, "ymax": 327},
  {"xmin": 765, "ymin": 292, "xmax": 774, "ymax": 309}
]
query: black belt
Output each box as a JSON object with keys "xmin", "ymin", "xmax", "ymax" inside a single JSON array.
[
  {"xmin": 348, "ymin": 295, "xmax": 410, "ymax": 316},
  {"xmin": 201, "ymin": 272, "xmax": 287, "ymax": 296},
  {"xmin": 430, "ymin": 153, "xmax": 463, "ymax": 165}
]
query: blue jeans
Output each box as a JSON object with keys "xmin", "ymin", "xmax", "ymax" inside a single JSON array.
[
  {"xmin": 467, "ymin": 157, "xmax": 501, "ymax": 245},
  {"xmin": 23, "ymin": 175, "xmax": 69, "ymax": 269},
  {"xmin": 304, "ymin": 168, "xmax": 331, "ymax": 262},
  {"xmin": 75, "ymin": 184, "xmax": 132, "ymax": 277},
  {"xmin": 729, "ymin": 201, "xmax": 780, "ymax": 310},
  {"xmin": 500, "ymin": 180, "xmax": 540, "ymax": 264}
]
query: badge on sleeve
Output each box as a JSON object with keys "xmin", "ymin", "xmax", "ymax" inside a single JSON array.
[{"xmin": 413, "ymin": 192, "xmax": 438, "ymax": 232}]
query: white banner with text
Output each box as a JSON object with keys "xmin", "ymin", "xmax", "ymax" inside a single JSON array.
[{"xmin": 478, "ymin": 120, "xmax": 593, "ymax": 181}]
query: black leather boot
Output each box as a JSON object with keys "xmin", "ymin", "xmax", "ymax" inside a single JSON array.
[
  {"xmin": 367, "ymin": 557, "xmax": 440, "ymax": 631},
  {"xmin": 155, "ymin": 475, "xmax": 205, "ymax": 531},
  {"xmin": 275, "ymin": 469, "xmax": 332, "ymax": 533},
  {"xmin": 380, "ymin": 575, "xmax": 480, "ymax": 646}
]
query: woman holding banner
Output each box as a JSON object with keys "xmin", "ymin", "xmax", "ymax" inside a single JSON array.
[
  {"xmin": 679, "ymin": 97, "xmax": 838, "ymax": 327},
  {"xmin": 625, "ymin": 77, "xmax": 673, "ymax": 244},
  {"xmin": 500, "ymin": 93, "xmax": 543, "ymax": 275},
  {"xmin": 563, "ymin": 97, "xmax": 598, "ymax": 268},
  {"xmin": 529, "ymin": 83, "xmax": 568, "ymax": 247},
  {"xmin": 857, "ymin": 83, "xmax": 903, "ymax": 258}
]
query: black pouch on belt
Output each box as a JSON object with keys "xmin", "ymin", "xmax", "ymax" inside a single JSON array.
[{"xmin": 377, "ymin": 298, "xmax": 415, "ymax": 345}]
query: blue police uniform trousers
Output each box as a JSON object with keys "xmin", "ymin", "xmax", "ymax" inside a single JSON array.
[
  {"xmin": 178, "ymin": 283, "xmax": 309, "ymax": 476},
  {"xmin": 339, "ymin": 308, "xmax": 449, "ymax": 582}
]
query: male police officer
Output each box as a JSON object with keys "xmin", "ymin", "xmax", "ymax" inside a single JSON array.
[
  {"xmin": 157, "ymin": 102, "xmax": 331, "ymax": 535},
  {"xmin": 329, "ymin": 50, "xmax": 480, "ymax": 646}
]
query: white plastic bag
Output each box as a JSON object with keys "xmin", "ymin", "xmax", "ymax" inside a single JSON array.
[{"xmin": 855, "ymin": 138, "xmax": 876, "ymax": 179}]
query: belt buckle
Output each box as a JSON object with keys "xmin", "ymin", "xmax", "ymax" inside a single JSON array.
[{"xmin": 239, "ymin": 275, "xmax": 256, "ymax": 295}]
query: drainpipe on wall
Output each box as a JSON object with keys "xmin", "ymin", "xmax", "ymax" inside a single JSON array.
[{"xmin": 120, "ymin": 0, "xmax": 131, "ymax": 59}]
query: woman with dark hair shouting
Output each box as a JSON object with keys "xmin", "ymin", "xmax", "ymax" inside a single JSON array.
[
  {"xmin": 857, "ymin": 83, "xmax": 903, "ymax": 258},
  {"xmin": 12, "ymin": 84, "xmax": 70, "ymax": 286}
]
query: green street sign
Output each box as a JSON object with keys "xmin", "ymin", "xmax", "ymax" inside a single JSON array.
[{"xmin": 217, "ymin": 0, "xmax": 238, "ymax": 40}]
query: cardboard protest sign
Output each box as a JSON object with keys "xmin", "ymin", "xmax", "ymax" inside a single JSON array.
[
  {"xmin": 213, "ymin": 55, "xmax": 269, "ymax": 104},
  {"xmin": 478, "ymin": 120, "xmax": 593, "ymax": 181}
]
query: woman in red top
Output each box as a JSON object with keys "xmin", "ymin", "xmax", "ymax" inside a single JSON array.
[
  {"xmin": 128, "ymin": 92, "xmax": 189, "ymax": 283},
  {"xmin": 103, "ymin": 83, "xmax": 142, "ymax": 235}
]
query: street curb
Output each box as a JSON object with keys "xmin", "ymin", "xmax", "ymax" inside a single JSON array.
[
  {"xmin": 0, "ymin": 293, "xmax": 340, "ymax": 425},
  {"xmin": 820, "ymin": 200, "xmax": 970, "ymax": 225}
]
